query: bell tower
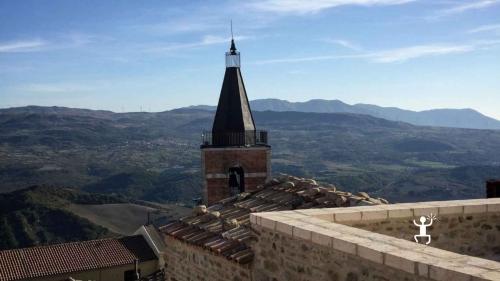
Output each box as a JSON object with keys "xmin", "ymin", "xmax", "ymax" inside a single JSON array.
[{"xmin": 200, "ymin": 37, "xmax": 271, "ymax": 205}]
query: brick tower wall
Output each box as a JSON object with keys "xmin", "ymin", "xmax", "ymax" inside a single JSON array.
[{"xmin": 201, "ymin": 146, "xmax": 271, "ymax": 205}]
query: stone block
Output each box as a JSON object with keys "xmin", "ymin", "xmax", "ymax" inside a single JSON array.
[
  {"xmin": 295, "ymin": 209, "xmax": 333, "ymax": 216},
  {"xmin": 384, "ymin": 251, "xmax": 416, "ymax": 274},
  {"xmin": 333, "ymin": 223, "xmax": 374, "ymax": 238},
  {"xmin": 464, "ymin": 204, "xmax": 487, "ymax": 214},
  {"xmin": 357, "ymin": 244, "xmax": 383, "ymax": 264},
  {"xmin": 460, "ymin": 199, "xmax": 495, "ymax": 204},
  {"xmin": 429, "ymin": 265, "xmax": 470, "ymax": 281},
  {"xmin": 306, "ymin": 220, "xmax": 337, "ymax": 232},
  {"xmin": 361, "ymin": 210, "xmax": 388, "ymax": 221},
  {"xmin": 487, "ymin": 203, "xmax": 500, "ymax": 213},
  {"xmin": 331, "ymin": 236, "xmax": 357, "ymax": 255},
  {"xmin": 255, "ymin": 216, "xmax": 261, "ymax": 226},
  {"xmin": 260, "ymin": 216, "xmax": 277, "ymax": 230},
  {"xmin": 430, "ymin": 264, "xmax": 487, "ymax": 281},
  {"xmin": 273, "ymin": 210, "xmax": 295, "ymax": 215},
  {"xmin": 417, "ymin": 246, "xmax": 463, "ymax": 260},
  {"xmin": 334, "ymin": 211, "xmax": 361, "ymax": 222},
  {"xmin": 276, "ymin": 220, "xmax": 293, "ymax": 236},
  {"xmin": 383, "ymin": 236, "xmax": 426, "ymax": 252},
  {"xmin": 349, "ymin": 205, "xmax": 384, "ymax": 211},
  {"xmin": 438, "ymin": 205, "xmax": 463, "ymax": 215},
  {"xmin": 417, "ymin": 262, "xmax": 429, "ymax": 278},
  {"xmin": 423, "ymin": 200, "xmax": 451, "ymax": 205},
  {"xmin": 388, "ymin": 208, "xmax": 413, "ymax": 218},
  {"xmin": 364, "ymin": 241, "xmax": 399, "ymax": 254},
  {"xmin": 380, "ymin": 202, "xmax": 418, "ymax": 209},
  {"xmin": 413, "ymin": 206, "xmax": 439, "ymax": 217},
  {"xmin": 365, "ymin": 232, "xmax": 397, "ymax": 245},
  {"xmin": 311, "ymin": 230, "xmax": 333, "ymax": 247},
  {"xmin": 249, "ymin": 214, "xmax": 257, "ymax": 225},
  {"xmin": 314, "ymin": 213, "xmax": 334, "ymax": 222},
  {"xmin": 280, "ymin": 212, "xmax": 309, "ymax": 220},
  {"xmin": 465, "ymin": 257, "xmax": 500, "ymax": 271},
  {"xmin": 472, "ymin": 270, "xmax": 500, "ymax": 281},
  {"xmin": 293, "ymin": 225, "xmax": 312, "ymax": 240}
]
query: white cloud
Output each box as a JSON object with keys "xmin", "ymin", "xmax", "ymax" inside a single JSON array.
[
  {"xmin": 467, "ymin": 23, "xmax": 500, "ymax": 33},
  {"xmin": 368, "ymin": 44, "xmax": 474, "ymax": 63},
  {"xmin": 248, "ymin": 0, "xmax": 416, "ymax": 14},
  {"xmin": 325, "ymin": 39, "xmax": 363, "ymax": 51},
  {"xmin": 254, "ymin": 54, "xmax": 355, "ymax": 64},
  {"xmin": 139, "ymin": 20, "xmax": 224, "ymax": 35},
  {"xmin": 64, "ymin": 33, "xmax": 108, "ymax": 46},
  {"xmin": 431, "ymin": 0, "xmax": 499, "ymax": 19},
  {"xmin": 0, "ymin": 33, "xmax": 104, "ymax": 54},
  {"xmin": 144, "ymin": 35, "xmax": 249, "ymax": 53},
  {"xmin": 255, "ymin": 40, "xmax": 500, "ymax": 64},
  {"xmin": 444, "ymin": 0, "xmax": 498, "ymax": 14},
  {"xmin": 15, "ymin": 82, "xmax": 95, "ymax": 93},
  {"xmin": 0, "ymin": 39, "xmax": 47, "ymax": 53}
]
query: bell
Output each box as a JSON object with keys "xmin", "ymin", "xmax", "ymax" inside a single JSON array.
[{"xmin": 229, "ymin": 172, "xmax": 239, "ymax": 188}]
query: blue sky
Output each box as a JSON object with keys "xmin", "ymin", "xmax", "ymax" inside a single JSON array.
[{"xmin": 1, "ymin": 0, "xmax": 499, "ymax": 119}]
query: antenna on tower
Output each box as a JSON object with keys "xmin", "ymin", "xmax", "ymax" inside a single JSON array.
[
  {"xmin": 229, "ymin": 20, "xmax": 237, "ymax": 54},
  {"xmin": 230, "ymin": 19, "xmax": 233, "ymax": 40}
]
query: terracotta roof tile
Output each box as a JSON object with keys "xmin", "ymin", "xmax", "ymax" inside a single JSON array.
[
  {"xmin": 0, "ymin": 235, "xmax": 156, "ymax": 281},
  {"xmin": 160, "ymin": 174, "xmax": 388, "ymax": 265}
]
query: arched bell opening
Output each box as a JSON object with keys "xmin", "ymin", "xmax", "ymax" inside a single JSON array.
[{"xmin": 228, "ymin": 167, "xmax": 245, "ymax": 196}]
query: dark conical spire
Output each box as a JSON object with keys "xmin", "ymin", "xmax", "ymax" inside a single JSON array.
[
  {"xmin": 230, "ymin": 39, "xmax": 237, "ymax": 54},
  {"xmin": 211, "ymin": 38, "xmax": 256, "ymax": 146}
]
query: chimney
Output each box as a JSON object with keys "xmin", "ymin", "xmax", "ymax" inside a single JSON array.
[{"xmin": 486, "ymin": 179, "xmax": 500, "ymax": 198}]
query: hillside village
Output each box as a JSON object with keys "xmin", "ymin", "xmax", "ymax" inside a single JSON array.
[{"xmin": 1, "ymin": 39, "xmax": 500, "ymax": 281}]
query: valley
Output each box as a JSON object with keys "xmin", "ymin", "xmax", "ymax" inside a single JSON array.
[{"xmin": 1, "ymin": 106, "xmax": 499, "ymax": 205}]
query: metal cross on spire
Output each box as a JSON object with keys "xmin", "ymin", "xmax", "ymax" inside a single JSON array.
[
  {"xmin": 230, "ymin": 20, "xmax": 237, "ymax": 54},
  {"xmin": 231, "ymin": 19, "xmax": 234, "ymax": 40}
]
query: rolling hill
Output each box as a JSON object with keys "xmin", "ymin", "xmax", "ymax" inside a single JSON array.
[
  {"xmin": 0, "ymin": 185, "xmax": 123, "ymax": 250},
  {"xmin": 67, "ymin": 202, "xmax": 190, "ymax": 235},
  {"xmin": 1, "ymin": 105, "xmax": 500, "ymax": 206},
  {"xmin": 0, "ymin": 184, "xmax": 190, "ymax": 250}
]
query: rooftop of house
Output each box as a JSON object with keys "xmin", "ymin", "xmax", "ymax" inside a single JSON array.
[
  {"xmin": 0, "ymin": 235, "xmax": 157, "ymax": 281},
  {"xmin": 159, "ymin": 174, "xmax": 388, "ymax": 264}
]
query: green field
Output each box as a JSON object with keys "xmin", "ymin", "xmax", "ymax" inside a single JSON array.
[{"xmin": 67, "ymin": 203, "xmax": 190, "ymax": 235}]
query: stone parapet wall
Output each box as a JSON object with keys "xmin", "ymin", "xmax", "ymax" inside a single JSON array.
[
  {"xmin": 251, "ymin": 198, "xmax": 500, "ymax": 281},
  {"xmin": 251, "ymin": 224, "xmax": 431, "ymax": 281},
  {"xmin": 164, "ymin": 236, "xmax": 251, "ymax": 281},
  {"xmin": 346, "ymin": 212, "xmax": 500, "ymax": 261}
]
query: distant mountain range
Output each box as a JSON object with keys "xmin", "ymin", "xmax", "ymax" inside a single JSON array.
[
  {"xmin": 2, "ymin": 105, "xmax": 500, "ymax": 205},
  {"xmin": 187, "ymin": 99, "xmax": 500, "ymax": 130}
]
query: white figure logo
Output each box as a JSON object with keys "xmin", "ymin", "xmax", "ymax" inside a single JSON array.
[{"xmin": 413, "ymin": 214, "xmax": 436, "ymax": 245}]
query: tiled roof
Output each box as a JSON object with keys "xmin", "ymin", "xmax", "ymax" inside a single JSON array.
[
  {"xmin": 120, "ymin": 235, "xmax": 157, "ymax": 262},
  {"xmin": 160, "ymin": 174, "xmax": 388, "ymax": 265},
  {"xmin": 0, "ymin": 235, "xmax": 156, "ymax": 281}
]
